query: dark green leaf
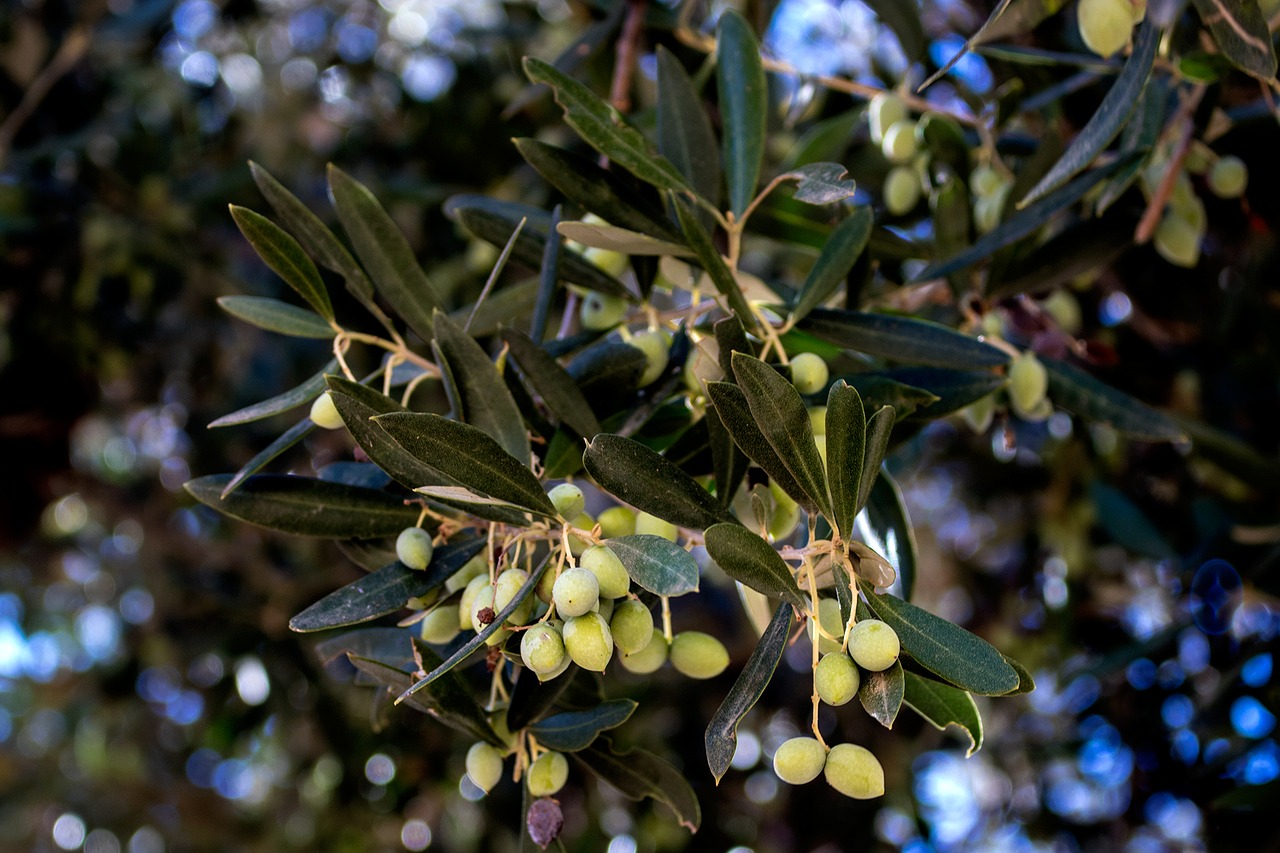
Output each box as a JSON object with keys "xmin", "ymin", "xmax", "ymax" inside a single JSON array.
[
  {"xmin": 374, "ymin": 412, "xmax": 555, "ymax": 516},
  {"xmin": 556, "ymin": 221, "xmax": 691, "ymax": 256},
  {"xmin": 902, "ymin": 671, "xmax": 984, "ymax": 756},
  {"xmin": 502, "ymin": 328, "xmax": 602, "ymax": 438},
  {"xmin": 713, "ymin": 313, "xmax": 754, "ymax": 379},
  {"xmin": 858, "ymin": 579, "xmax": 1020, "ymax": 695},
  {"xmin": 449, "ymin": 278, "xmax": 541, "ymax": 339},
  {"xmin": 1191, "ymin": 0, "xmax": 1276, "ymax": 81},
  {"xmin": 1001, "ymin": 654, "xmax": 1036, "ymax": 695},
  {"xmin": 782, "ymin": 163, "xmax": 858, "ymax": 205},
  {"xmin": 328, "ymin": 165, "xmax": 442, "ymax": 341},
  {"xmin": 566, "ymin": 341, "xmax": 646, "ymax": 413},
  {"xmin": 606, "ymin": 534, "xmax": 699, "ymax": 597},
  {"xmin": 705, "ymin": 603, "xmax": 793, "ymax": 783},
  {"xmin": 348, "ymin": 647, "xmax": 502, "ymax": 746},
  {"xmin": 858, "ymin": 471, "xmax": 918, "ymax": 602},
  {"xmin": 877, "ymin": 367, "xmax": 1003, "ymax": 422},
  {"xmin": 314, "ymin": 627, "xmax": 412, "ymax": 671},
  {"xmin": 502, "ymin": 2, "xmax": 623, "ymax": 117},
  {"xmin": 1044, "ymin": 358, "xmax": 1185, "ymax": 441},
  {"xmin": 584, "ymin": 434, "xmax": 735, "ymax": 531},
  {"xmin": 656, "ymin": 46, "xmax": 721, "ymax": 207},
  {"xmin": 289, "ymin": 535, "xmax": 486, "ymax": 632},
  {"xmin": 858, "ymin": 407, "xmax": 894, "ymax": 514},
  {"xmin": 790, "ymin": 208, "xmax": 872, "ymax": 323},
  {"xmin": 185, "ymin": 474, "xmax": 420, "ymax": 538},
  {"xmin": 523, "ymin": 57, "xmax": 694, "ymax": 194},
  {"xmin": 799, "ymin": 309, "xmax": 1009, "ymax": 369},
  {"xmin": 705, "ymin": 381, "xmax": 811, "ymax": 512},
  {"xmin": 532, "ymin": 204, "xmax": 562, "ymax": 344},
  {"xmin": 732, "ymin": 352, "xmax": 832, "ymax": 518},
  {"xmin": 218, "ymin": 418, "xmax": 313, "ymax": 497},
  {"xmin": 779, "ymin": 110, "xmax": 860, "ymax": 172},
  {"xmin": 910, "ymin": 153, "xmax": 1138, "ymax": 282},
  {"xmin": 1019, "ymin": 23, "xmax": 1159, "ymax": 207},
  {"xmin": 674, "ymin": 196, "xmax": 759, "ymax": 329},
  {"xmin": 507, "ymin": 666, "xmax": 581, "ymax": 732},
  {"xmin": 575, "ymin": 737, "xmax": 701, "ymax": 832},
  {"xmin": 514, "ymin": 138, "xmax": 682, "ymax": 242},
  {"xmin": 931, "ymin": 177, "xmax": 971, "ymax": 276},
  {"xmin": 433, "ymin": 311, "xmax": 531, "ymax": 465},
  {"xmin": 917, "ymin": 113, "xmax": 971, "ymax": 177},
  {"xmin": 444, "ymin": 194, "xmax": 634, "ymax": 301},
  {"xmin": 1090, "ymin": 482, "xmax": 1177, "ymax": 560},
  {"xmin": 831, "ymin": 559, "xmax": 855, "ymax": 627},
  {"xmin": 862, "ymin": 0, "xmax": 926, "ymax": 60},
  {"xmin": 397, "ymin": 554, "xmax": 552, "ymax": 702},
  {"xmin": 858, "ymin": 660, "xmax": 905, "ymax": 728},
  {"xmin": 1096, "ymin": 77, "xmax": 1166, "ymax": 214},
  {"xmin": 229, "ymin": 206, "xmax": 334, "ymax": 321},
  {"xmin": 716, "ymin": 10, "xmax": 767, "ymax": 217},
  {"xmin": 216, "ymin": 295, "xmax": 333, "ymax": 339},
  {"xmin": 704, "ymin": 524, "xmax": 805, "ymax": 607},
  {"xmin": 986, "ymin": 216, "xmax": 1134, "ymax": 299},
  {"xmin": 840, "ymin": 374, "xmax": 938, "ymax": 421},
  {"xmin": 825, "ymin": 381, "xmax": 866, "ymax": 542},
  {"xmin": 208, "ymin": 360, "xmax": 337, "ymax": 427},
  {"xmin": 527, "ymin": 699, "xmax": 638, "ymax": 751},
  {"xmin": 706, "ymin": 411, "xmax": 749, "ymax": 507}
]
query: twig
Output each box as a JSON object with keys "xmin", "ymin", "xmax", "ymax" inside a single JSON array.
[
  {"xmin": 609, "ymin": 0, "xmax": 649, "ymax": 113},
  {"xmin": 0, "ymin": 26, "xmax": 93, "ymax": 169},
  {"xmin": 1135, "ymin": 85, "xmax": 1205, "ymax": 244}
]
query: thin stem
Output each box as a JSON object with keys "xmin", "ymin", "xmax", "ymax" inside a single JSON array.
[
  {"xmin": 609, "ymin": 0, "xmax": 649, "ymax": 113},
  {"xmin": 661, "ymin": 596, "xmax": 673, "ymax": 643}
]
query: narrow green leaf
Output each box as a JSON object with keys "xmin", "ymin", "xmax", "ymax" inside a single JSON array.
[
  {"xmin": 575, "ymin": 737, "xmax": 702, "ymax": 832},
  {"xmin": 209, "ymin": 360, "xmax": 337, "ymax": 427},
  {"xmin": 566, "ymin": 341, "xmax": 646, "ymax": 413},
  {"xmin": 1090, "ymin": 482, "xmax": 1178, "ymax": 560},
  {"xmin": 218, "ymin": 418, "xmax": 313, "ymax": 497},
  {"xmin": 229, "ymin": 205, "xmax": 334, "ymax": 321},
  {"xmin": 444, "ymin": 194, "xmax": 634, "ymax": 301},
  {"xmin": 397, "ymin": 554, "xmax": 552, "ymax": 702},
  {"xmin": 1044, "ymin": 358, "xmax": 1185, "ymax": 441},
  {"xmin": 514, "ymin": 138, "xmax": 682, "ymax": 242},
  {"xmin": 532, "ymin": 203, "xmax": 562, "ymax": 344},
  {"xmin": 705, "ymin": 603, "xmax": 793, "ymax": 783},
  {"xmin": 249, "ymin": 161, "xmax": 376, "ymax": 307},
  {"xmin": 606, "ymin": 534, "xmax": 699, "ymax": 597},
  {"xmin": 931, "ymin": 177, "xmax": 971, "ymax": 272},
  {"xmin": 449, "ymin": 278, "xmax": 541, "ymax": 339},
  {"xmin": 584, "ymin": 434, "xmax": 735, "ymax": 531},
  {"xmin": 656, "ymin": 46, "xmax": 721, "ymax": 207},
  {"xmin": 433, "ymin": 311, "xmax": 531, "ymax": 465},
  {"xmin": 910, "ymin": 154, "xmax": 1138, "ymax": 282},
  {"xmin": 1096, "ymin": 77, "xmax": 1166, "ymax": 214},
  {"xmin": 858, "ymin": 407, "xmax": 894, "ymax": 514},
  {"xmin": 185, "ymin": 474, "xmax": 420, "ymax": 538},
  {"xmin": 831, "ymin": 559, "xmax": 855, "ymax": 627},
  {"xmin": 799, "ymin": 309, "xmax": 1009, "ymax": 369},
  {"xmin": 502, "ymin": 328, "xmax": 601, "ymax": 438},
  {"xmin": 217, "ymin": 295, "xmax": 333, "ymax": 339},
  {"xmin": 862, "ymin": 0, "xmax": 926, "ymax": 60},
  {"xmin": 348, "ymin": 645, "xmax": 503, "ymax": 746},
  {"xmin": 716, "ymin": 10, "xmax": 768, "ymax": 217},
  {"xmin": 902, "ymin": 671, "xmax": 984, "ymax": 756},
  {"xmin": 327, "ymin": 165, "xmax": 442, "ymax": 341},
  {"xmin": 782, "ymin": 162, "xmax": 859, "ymax": 205},
  {"xmin": 706, "ymin": 411, "xmax": 749, "ymax": 508},
  {"xmin": 732, "ymin": 352, "xmax": 832, "ymax": 518},
  {"xmin": 1001, "ymin": 654, "xmax": 1036, "ymax": 695},
  {"xmin": 1019, "ymin": 23, "xmax": 1158, "ymax": 207},
  {"xmin": 673, "ymin": 196, "xmax": 759, "ymax": 329},
  {"xmin": 1191, "ymin": 0, "xmax": 1276, "ymax": 81},
  {"xmin": 705, "ymin": 381, "xmax": 811, "ymax": 512},
  {"xmin": 502, "ymin": 2, "xmax": 623, "ymax": 118},
  {"xmin": 986, "ymin": 216, "xmax": 1134, "ymax": 299},
  {"xmin": 1176, "ymin": 415, "xmax": 1280, "ymax": 491},
  {"xmin": 918, "ymin": 0, "xmax": 1015, "ymax": 91},
  {"xmin": 704, "ymin": 524, "xmax": 805, "ymax": 607},
  {"xmin": 825, "ymin": 381, "xmax": 867, "ymax": 543},
  {"xmin": 791, "ymin": 208, "xmax": 872, "ymax": 323},
  {"xmin": 841, "ymin": 374, "xmax": 938, "ymax": 421},
  {"xmin": 289, "ymin": 535, "xmax": 486, "ymax": 632},
  {"xmin": 713, "ymin": 313, "xmax": 754, "ymax": 379},
  {"xmin": 527, "ymin": 699, "xmax": 638, "ymax": 752},
  {"xmin": 506, "ymin": 666, "xmax": 581, "ymax": 732},
  {"xmin": 858, "ymin": 579, "xmax": 1020, "ymax": 695},
  {"xmin": 523, "ymin": 57, "xmax": 695, "ymax": 194},
  {"xmin": 314, "ymin": 627, "xmax": 411, "ymax": 670},
  {"xmin": 556, "ymin": 221, "xmax": 692, "ymax": 257},
  {"xmin": 374, "ymin": 413, "xmax": 555, "ymax": 517},
  {"xmin": 873, "ymin": 367, "xmax": 1001, "ymax": 422},
  {"xmin": 858, "ymin": 660, "xmax": 905, "ymax": 728},
  {"xmin": 857, "ymin": 471, "xmax": 918, "ymax": 602}
]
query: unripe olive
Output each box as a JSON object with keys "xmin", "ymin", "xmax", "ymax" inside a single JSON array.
[
  {"xmin": 847, "ymin": 619, "xmax": 901, "ymax": 671},
  {"xmin": 597, "ymin": 506, "xmax": 637, "ymax": 539},
  {"xmin": 465, "ymin": 741, "xmax": 505, "ymax": 793},
  {"xmin": 883, "ymin": 166, "xmax": 921, "ymax": 216},
  {"xmin": 595, "ymin": 595, "xmax": 615, "ymax": 622},
  {"xmin": 495, "ymin": 568, "xmax": 533, "ymax": 626},
  {"xmin": 808, "ymin": 597, "xmax": 845, "ymax": 655},
  {"xmin": 566, "ymin": 511, "xmax": 595, "ymax": 556},
  {"xmin": 309, "ymin": 392, "xmax": 345, "ymax": 430},
  {"xmin": 881, "ymin": 119, "xmax": 918, "ymax": 164},
  {"xmin": 395, "ymin": 527, "xmax": 434, "ymax": 570},
  {"xmin": 1077, "ymin": 0, "xmax": 1134, "ymax": 58},
  {"xmin": 521, "ymin": 623, "xmax": 567, "ymax": 676},
  {"xmin": 961, "ymin": 395, "xmax": 995, "ymax": 434},
  {"xmin": 789, "ymin": 352, "xmax": 829, "ymax": 396},
  {"xmin": 563, "ymin": 612, "xmax": 614, "ymax": 671},
  {"xmin": 609, "ymin": 600, "xmax": 654, "ymax": 655},
  {"xmin": 814, "ymin": 433, "xmax": 827, "ymax": 466},
  {"xmin": 768, "ymin": 501, "xmax": 801, "ymax": 542},
  {"xmin": 459, "ymin": 574, "xmax": 490, "ymax": 630},
  {"xmin": 1153, "ymin": 213, "xmax": 1202, "ymax": 268},
  {"xmin": 669, "ymin": 631, "xmax": 729, "ymax": 679},
  {"xmin": 583, "ymin": 246, "xmax": 629, "ymax": 277},
  {"xmin": 580, "ymin": 291, "xmax": 628, "ymax": 330},
  {"xmin": 420, "ymin": 605, "xmax": 461, "ymax": 644},
  {"xmin": 815, "ymin": 652, "xmax": 861, "ymax": 706},
  {"xmin": 969, "ymin": 163, "xmax": 1004, "ymax": 197},
  {"xmin": 619, "ymin": 628, "xmax": 668, "ymax": 674},
  {"xmin": 630, "ymin": 329, "xmax": 671, "ymax": 386},
  {"xmin": 1208, "ymin": 155, "xmax": 1248, "ymax": 199},
  {"xmin": 868, "ymin": 93, "xmax": 908, "ymax": 145},
  {"xmin": 553, "ymin": 567, "xmax": 600, "ymax": 618},
  {"xmin": 536, "ymin": 566, "xmax": 557, "ymax": 604},
  {"xmin": 547, "ymin": 483, "xmax": 585, "ymax": 521},
  {"xmin": 446, "ymin": 553, "xmax": 487, "ymax": 593},
  {"xmin": 973, "ymin": 193, "xmax": 1004, "ymax": 234},
  {"xmin": 1007, "ymin": 352, "xmax": 1048, "ymax": 417},
  {"xmin": 772, "ymin": 736, "xmax": 827, "ymax": 785},
  {"xmin": 580, "ymin": 545, "xmax": 630, "ymax": 599},
  {"xmin": 1040, "ymin": 290, "xmax": 1082, "ymax": 335},
  {"xmin": 823, "ymin": 742, "xmax": 885, "ymax": 799},
  {"xmin": 527, "ymin": 751, "xmax": 569, "ymax": 797},
  {"xmin": 634, "ymin": 511, "xmax": 679, "ymax": 542},
  {"xmin": 808, "ymin": 406, "xmax": 827, "ymax": 436}
]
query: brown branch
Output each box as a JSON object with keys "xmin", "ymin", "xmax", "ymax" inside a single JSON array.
[
  {"xmin": 0, "ymin": 26, "xmax": 92, "ymax": 169},
  {"xmin": 1135, "ymin": 84, "xmax": 1205, "ymax": 244},
  {"xmin": 609, "ymin": 0, "xmax": 649, "ymax": 113}
]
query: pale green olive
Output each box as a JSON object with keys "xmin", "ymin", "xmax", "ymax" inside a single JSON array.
[
  {"xmin": 847, "ymin": 619, "xmax": 901, "ymax": 672},
  {"xmin": 579, "ymin": 545, "xmax": 630, "ymax": 599},
  {"xmin": 609, "ymin": 600, "xmax": 654, "ymax": 655},
  {"xmin": 563, "ymin": 612, "xmax": 614, "ymax": 671},
  {"xmin": 1078, "ymin": 0, "xmax": 1134, "ymax": 58},
  {"xmin": 773, "ymin": 736, "xmax": 827, "ymax": 785},
  {"xmin": 395, "ymin": 527, "xmax": 434, "ymax": 570},
  {"xmin": 553, "ymin": 567, "xmax": 600, "ymax": 618},
  {"xmin": 419, "ymin": 605, "xmax": 461, "ymax": 644},
  {"xmin": 596, "ymin": 506, "xmax": 637, "ymax": 539},
  {"xmin": 669, "ymin": 631, "xmax": 729, "ymax": 679},
  {"xmin": 789, "ymin": 352, "xmax": 829, "ymax": 396},
  {"xmin": 815, "ymin": 652, "xmax": 861, "ymax": 706},
  {"xmin": 634, "ymin": 511, "xmax": 679, "ymax": 542},
  {"xmin": 465, "ymin": 742, "xmax": 505, "ymax": 793},
  {"xmin": 884, "ymin": 166, "xmax": 921, "ymax": 216},
  {"xmin": 823, "ymin": 742, "xmax": 885, "ymax": 799},
  {"xmin": 547, "ymin": 483, "xmax": 585, "ymax": 521},
  {"xmin": 527, "ymin": 751, "xmax": 569, "ymax": 797},
  {"xmin": 521, "ymin": 623, "xmax": 567, "ymax": 676},
  {"xmin": 309, "ymin": 392, "xmax": 345, "ymax": 430},
  {"xmin": 619, "ymin": 628, "xmax": 668, "ymax": 674},
  {"xmin": 630, "ymin": 329, "xmax": 671, "ymax": 386},
  {"xmin": 1207, "ymin": 155, "xmax": 1248, "ymax": 199},
  {"xmin": 1007, "ymin": 352, "xmax": 1049, "ymax": 417}
]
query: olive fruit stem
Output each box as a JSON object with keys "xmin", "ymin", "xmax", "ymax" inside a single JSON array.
[{"xmin": 661, "ymin": 596, "xmax": 673, "ymax": 643}]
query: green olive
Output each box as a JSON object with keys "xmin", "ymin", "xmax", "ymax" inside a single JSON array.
[
  {"xmin": 609, "ymin": 599, "xmax": 654, "ymax": 655},
  {"xmin": 1207, "ymin": 155, "xmax": 1248, "ymax": 199},
  {"xmin": 619, "ymin": 629, "xmax": 668, "ymax": 674},
  {"xmin": 669, "ymin": 631, "xmax": 729, "ymax": 679},
  {"xmin": 1007, "ymin": 352, "xmax": 1049, "ymax": 418},
  {"xmin": 579, "ymin": 545, "xmax": 630, "ymax": 599},
  {"xmin": 789, "ymin": 352, "xmax": 829, "ymax": 396},
  {"xmin": 419, "ymin": 605, "xmax": 461, "ymax": 645},
  {"xmin": 629, "ymin": 329, "xmax": 671, "ymax": 386},
  {"xmin": 883, "ymin": 166, "xmax": 921, "ymax": 216},
  {"xmin": 553, "ymin": 567, "xmax": 600, "ymax": 618},
  {"xmin": 596, "ymin": 506, "xmax": 637, "ymax": 539},
  {"xmin": 309, "ymin": 392, "xmax": 345, "ymax": 430},
  {"xmin": 634, "ymin": 511, "xmax": 679, "ymax": 542},
  {"xmin": 847, "ymin": 619, "xmax": 900, "ymax": 672},
  {"xmin": 823, "ymin": 742, "xmax": 885, "ymax": 799},
  {"xmin": 563, "ymin": 612, "xmax": 614, "ymax": 671},
  {"xmin": 1077, "ymin": 0, "xmax": 1134, "ymax": 58},
  {"xmin": 527, "ymin": 751, "xmax": 569, "ymax": 797},
  {"xmin": 520, "ymin": 622, "xmax": 567, "ymax": 676},
  {"xmin": 772, "ymin": 736, "xmax": 827, "ymax": 785},
  {"xmin": 547, "ymin": 483, "xmax": 585, "ymax": 521},
  {"xmin": 815, "ymin": 652, "xmax": 861, "ymax": 706},
  {"xmin": 465, "ymin": 742, "xmax": 505, "ymax": 794},
  {"xmin": 395, "ymin": 527, "xmax": 434, "ymax": 570}
]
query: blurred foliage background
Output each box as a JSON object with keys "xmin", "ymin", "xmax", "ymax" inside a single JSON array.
[{"xmin": 2, "ymin": 0, "xmax": 1279, "ymax": 851}]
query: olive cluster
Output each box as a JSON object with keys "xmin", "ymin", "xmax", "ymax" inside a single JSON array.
[{"xmin": 868, "ymin": 93, "xmax": 926, "ymax": 217}]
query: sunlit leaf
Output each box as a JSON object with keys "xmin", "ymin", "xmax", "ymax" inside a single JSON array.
[
  {"xmin": 606, "ymin": 534, "xmax": 699, "ymax": 597},
  {"xmin": 716, "ymin": 10, "xmax": 767, "ymax": 217},
  {"xmin": 216, "ymin": 296, "xmax": 334, "ymax": 339},
  {"xmin": 555, "ymin": 221, "xmax": 692, "ymax": 257}
]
